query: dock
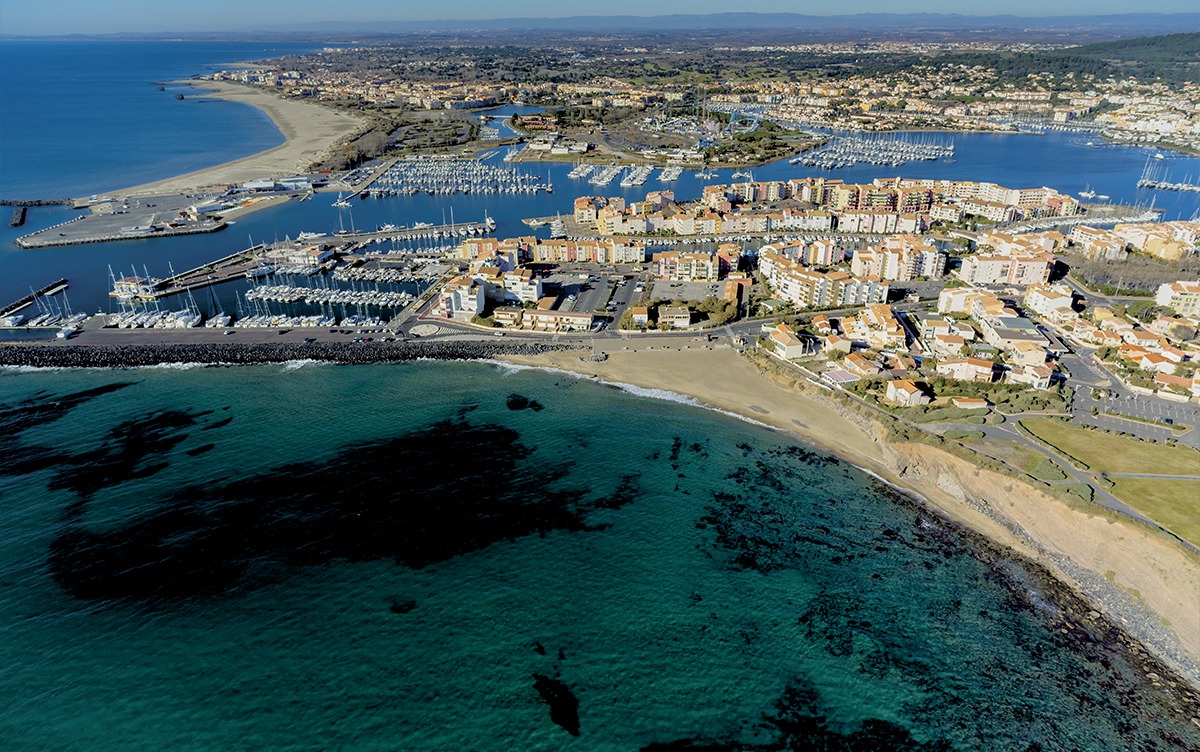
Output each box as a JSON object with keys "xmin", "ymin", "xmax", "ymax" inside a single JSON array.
[
  {"xmin": 119, "ymin": 219, "xmax": 493, "ymax": 301},
  {"xmin": 12, "ymin": 191, "xmax": 236, "ymax": 249},
  {"xmin": 153, "ymin": 246, "xmax": 271, "ymax": 298},
  {"xmin": 0, "ymin": 278, "xmax": 69, "ymax": 317},
  {"xmin": 9, "ymin": 207, "xmax": 27, "ymax": 227},
  {"xmin": 333, "ymin": 220, "xmax": 495, "ymax": 245},
  {"xmin": 15, "ymin": 217, "xmax": 226, "ymax": 249}
]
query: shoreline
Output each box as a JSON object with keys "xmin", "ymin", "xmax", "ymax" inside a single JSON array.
[
  {"xmin": 107, "ymin": 80, "xmax": 364, "ymax": 198},
  {"xmin": 493, "ymin": 346, "xmax": 1200, "ymax": 688},
  {"xmin": 3, "ymin": 339, "xmax": 1199, "ymax": 692}
]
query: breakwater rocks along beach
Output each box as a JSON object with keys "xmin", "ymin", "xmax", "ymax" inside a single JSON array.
[{"xmin": 0, "ymin": 340, "xmax": 574, "ymax": 369}]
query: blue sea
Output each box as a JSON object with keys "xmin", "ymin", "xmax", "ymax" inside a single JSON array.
[
  {"xmin": 1, "ymin": 41, "xmax": 1199, "ymax": 751},
  {"xmin": 0, "ymin": 41, "xmax": 322, "ymax": 199}
]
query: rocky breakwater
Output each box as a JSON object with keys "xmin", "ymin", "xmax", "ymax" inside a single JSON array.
[{"xmin": 0, "ymin": 340, "xmax": 576, "ymax": 369}]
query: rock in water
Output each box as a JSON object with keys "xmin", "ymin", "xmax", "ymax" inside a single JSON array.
[
  {"xmin": 506, "ymin": 393, "xmax": 544, "ymax": 412},
  {"xmin": 532, "ymin": 673, "xmax": 580, "ymax": 736},
  {"xmin": 389, "ymin": 598, "xmax": 416, "ymax": 614}
]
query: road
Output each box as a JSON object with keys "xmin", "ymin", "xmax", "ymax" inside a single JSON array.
[
  {"xmin": 1058, "ymin": 345, "xmax": 1200, "ymax": 450},
  {"xmin": 1026, "ymin": 308, "xmax": 1200, "ymax": 449},
  {"xmin": 937, "ymin": 416, "xmax": 1198, "ymax": 555}
]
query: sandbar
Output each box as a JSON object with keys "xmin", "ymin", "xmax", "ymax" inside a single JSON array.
[{"xmin": 110, "ymin": 80, "xmax": 364, "ymax": 198}]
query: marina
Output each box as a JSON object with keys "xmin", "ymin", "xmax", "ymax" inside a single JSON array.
[
  {"xmin": 2, "ymin": 36, "xmax": 1200, "ymax": 752},
  {"xmin": 1137, "ymin": 159, "xmax": 1200, "ymax": 194},
  {"xmin": 102, "ymin": 217, "xmax": 494, "ymax": 304},
  {"xmin": 243, "ymin": 283, "xmax": 415, "ymax": 308},
  {"xmin": 0, "ymin": 278, "xmax": 68, "ymax": 318},
  {"xmin": 4, "ymin": 127, "xmax": 1198, "ymax": 325},
  {"xmin": 790, "ymin": 133, "xmax": 955, "ymax": 169},
  {"xmin": 620, "ymin": 165, "xmax": 654, "ymax": 187},
  {"xmin": 361, "ymin": 154, "xmax": 550, "ymax": 197},
  {"xmin": 659, "ymin": 165, "xmax": 684, "ymax": 181},
  {"xmin": 0, "ymin": 279, "xmax": 84, "ymax": 331},
  {"xmin": 589, "ymin": 164, "xmax": 624, "ymax": 186},
  {"xmin": 331, "ymin": 264, "xmax": 442, "ymax": 285}
]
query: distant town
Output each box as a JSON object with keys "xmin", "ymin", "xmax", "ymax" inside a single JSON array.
[{"xmin": 203, "ymin": 31, "xmax": 1200, "ymax": 169}]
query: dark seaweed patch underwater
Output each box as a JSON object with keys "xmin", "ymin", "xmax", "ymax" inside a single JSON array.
[{"xmin": 0, "ymin": 364, "xmax": 1197, "ymax": 751}]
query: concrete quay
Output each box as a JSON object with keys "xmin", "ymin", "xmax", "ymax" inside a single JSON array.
[{"xmin": 14, "ymin": 192, "xmax": 229, "ymax": 249}]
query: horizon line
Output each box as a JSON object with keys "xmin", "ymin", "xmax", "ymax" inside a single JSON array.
[{"xmin": 3, "ymin": 11, "xmax": 1200, "ymax": 39}]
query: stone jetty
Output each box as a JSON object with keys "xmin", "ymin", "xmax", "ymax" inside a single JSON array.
[{"xmin": 0, "ymin": 340, "xmax": 575, "ymax": 369}]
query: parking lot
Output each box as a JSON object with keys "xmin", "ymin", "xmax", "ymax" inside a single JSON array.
[
  {"xmin": 650, "ymin": 280, "xmax": 723, "ymax": 302},
  {"xmin": 542, "ymin": 270, "xmax": 646, "ymax": 322},
  {"xmin": 1073, "ymin": 385, "xmax": 1200, "ymax": 449}
]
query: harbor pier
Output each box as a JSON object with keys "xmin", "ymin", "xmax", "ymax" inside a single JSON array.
[{"xmin": 0, "ymin": 279, "xmax": 69, "ymax": 318}]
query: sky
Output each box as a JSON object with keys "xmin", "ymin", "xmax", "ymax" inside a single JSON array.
[{"xmin": 0, "ymin": 0, "xmax": 1188, "ymax": 36}]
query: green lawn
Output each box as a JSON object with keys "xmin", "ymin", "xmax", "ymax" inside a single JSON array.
[
  {"xmin": 1108, "ymin": 479, "xmax": 1200, "ymax": 549},
  {"xmin": 1020, "ymin": 418, "xmax": 1200, "ymax": 475}
]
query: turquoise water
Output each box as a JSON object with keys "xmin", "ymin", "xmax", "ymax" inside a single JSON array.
[{"xmin": 1, "ymin": 362, "xmax": 1197, "ymax": 750}]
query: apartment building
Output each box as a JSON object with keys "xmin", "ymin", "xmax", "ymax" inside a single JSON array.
[
  {"xmin": 957, "ymin": 251, "xmax": 1053, "ymax": 286},
  {"xmin": 659, "ymin": 305, "xmax": 693, "ymax": 329},
  {"xmin": 885, "ymin": 379, "xmax": 930, "ymax": 407},
  {"xmin": 437, "ymin": 276, "xmax": 487, "ymax": 320},
  {"xmin": 850, "ymin": 235, "xmax": 945, "ymax": 281},
  {"xmin": 843, "ymin": 304, "xmax": 906, "ymax": 350},
  {"xmin": 1156, "ymin": 280, "xmax": 1200, "ymax": 317},
  {"xmin": 653, "ymin": 251, "xmax": 720, "ymax": 282},
  {"xmin": 1023, "ymin": 283, "xmax": 1076, "ymax": 323},
  {"xmin": 759, "ymin": 248, "xmax": 889, "ymax": 309},
  {"xmin": 936, "ymin": 356, "xmax": 999, "ymax": 383}
]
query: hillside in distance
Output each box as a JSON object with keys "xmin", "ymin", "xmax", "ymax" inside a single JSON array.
[
  {"xmin": 912, "ymin": 32, "xmax": 1200, "ymax": 84},
  {"xmin": 8, "ymin": 12, "xmax": 1200, "ymax": 45}
]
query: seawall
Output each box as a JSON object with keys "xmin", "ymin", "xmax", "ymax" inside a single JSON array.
[{"xmin": 0, "ymin": 340, "xmax": 575, "ymax": 369}]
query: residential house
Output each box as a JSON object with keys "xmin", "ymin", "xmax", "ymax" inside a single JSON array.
[
  {"xmin": 659, "ymin": 305, "xmax": 692, "ymax": 329},
  {"xmin": 937, "ymin": 356, "xmax": 999, "ymax": 383},
  {"xmin": 885, "ymin": 379, "xmax": 930, "ymax": 407}
]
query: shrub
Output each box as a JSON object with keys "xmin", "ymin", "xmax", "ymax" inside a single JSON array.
[
  {"xmin": 1029, "ymin": 458, "xmax": 1068, "ymax": 482},
  {"xmin": 944, "ymin": 429, "xmax": 985, "ymax": 441}
]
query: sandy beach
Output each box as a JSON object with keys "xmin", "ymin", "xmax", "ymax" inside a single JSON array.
[
  {"xmin": 110, "ymin": 81, "xmax": 364, "ymax": 198},
  {"xmin": 500, "ymin": 345, "xmax": 1200, "ymax": 684}
]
